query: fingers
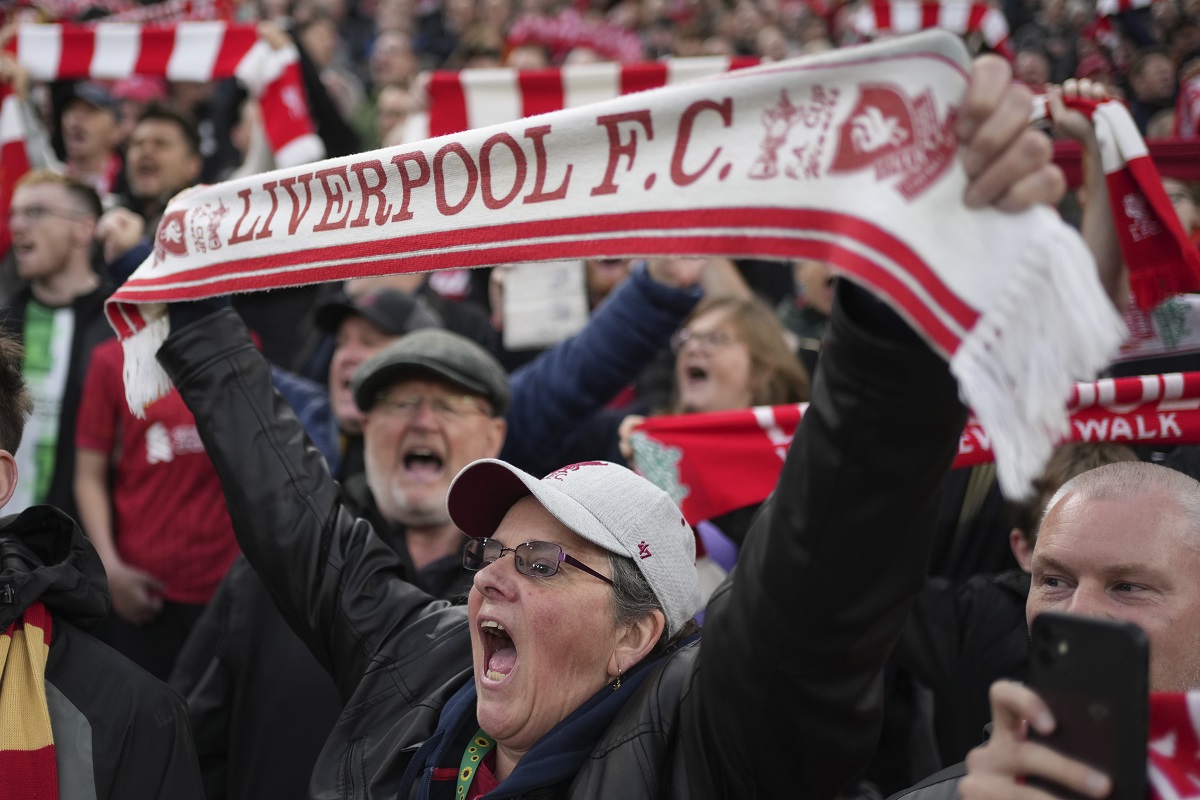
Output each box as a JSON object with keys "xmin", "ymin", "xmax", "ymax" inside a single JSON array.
[
  {"xmin": 961, "ymin": 681, "xmax": 1113, "ymax": 800},
  {"xmin": 963, "ymin": 737, "xmax": 1112, "ymax": 800},
  {"xmin": 990, "ymin": 679, "xmax": 1054, "ymax": 734},
  {"xmin": 956, "ymin": 54, "xmax": 1013, "ymax": 148},
  {"xmin": 965, "ymin": 129, "xmax": 1064, "ymax": 211},
  {"xmin": 960, "ymin": 56, "xmax": 1066, "ymax": 212},
  {"xmin": 617, "ymin": 415, "xmax": 646, "ymax": 464}
]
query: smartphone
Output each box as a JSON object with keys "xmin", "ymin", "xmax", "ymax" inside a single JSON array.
[{"xmin": 1027, "ymin": 613, "xmax": 1150, "ymax": 800}]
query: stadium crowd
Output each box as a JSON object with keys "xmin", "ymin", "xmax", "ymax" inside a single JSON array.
[{"xmin": 1, "ymin": 0, "xmax": 1200, "ymax": 799}]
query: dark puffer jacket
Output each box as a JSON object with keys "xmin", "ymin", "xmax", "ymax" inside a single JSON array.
[
  {"xmin": 159, "ymin": 286, "xmax": 966, "ymax": 800},
  {"xmin": 0, "ymin": 505, "xmax": 203, "ymax": 800}
]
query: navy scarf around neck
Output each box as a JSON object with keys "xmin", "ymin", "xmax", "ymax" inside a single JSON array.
[{"xmin": 400, "ymin": 633, "xmax": 700, "ymax": 799}]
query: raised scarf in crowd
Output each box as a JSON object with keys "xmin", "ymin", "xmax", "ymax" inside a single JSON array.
[
  {"xmin": 107, "ymin": 31, "xmax": 1126, "ymax": 497},
  {"xmin": 850, "ymin": 0, "xmax": 1014, "ymax": 59},
  {"xmin": 2, "ymin": 20, "xmax": 324, "ymax": 170},
  {"xmin": 633, "ymin": 371, "xmax": 1200, "ymax": 525},
  {"xmin": 1033, "ymin": 94, "xmax": 1200, "ymax": 310},
  {"xmin": 0, "ymin": 601, "xmax": 56, "ymax": 800}
]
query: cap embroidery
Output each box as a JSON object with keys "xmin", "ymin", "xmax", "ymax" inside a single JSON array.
[
  {"xmin": 544, "ymin": 461, "xmax": 608, "ymax": 481},
  {"xmin": 637, "ymin": 541, "xmax": 653, "ymax": 559}
]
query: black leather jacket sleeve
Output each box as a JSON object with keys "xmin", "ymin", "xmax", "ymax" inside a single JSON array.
[
  {"xmin": 682, "ymin": 286, "xmax": 968, "ymax": 799},
  {"xmin": 158, "ymin": 309, "xmax": 471, "ymax": 703}
]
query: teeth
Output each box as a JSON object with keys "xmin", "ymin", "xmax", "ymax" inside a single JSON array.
[
  {"xmin": 486, "ymin": 670, "xmax": 505, "ymax": 681},
  {"xmin": 481, "ymin": 620, "xmax": 506, "ymax": 635}
]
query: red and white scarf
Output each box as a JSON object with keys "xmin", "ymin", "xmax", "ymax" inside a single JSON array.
[
  {"xmin": 0, "ymin": 86, "xmax": 31, "ymax": 256},
  {"xmin": 633, "ymin": 371, "xmax": 1200, "ymax": 525},
  {"xmin": 107, "ymin": 31, "xmax": 1126, "ymax": 496},
  {"xmin": 425, "ymin": 56, "xmax": 758, "ymax": 138},
  {"xmin": 850, "ymin": 0, "xmax": 1013, "ymax": 59},
  {"xmin": 1150, "ymin": 693, "xmax": 1200, "ymax": 800},
  {"xmin": 5, "ymin": 22, "xmax": 323, "ymax": 167},
  {"xmin": 0, "ymin": 601, "xmax": 56, "ymax": 800},
  {"xmin": 1033, "ymin": 95, "xmax": 1200, "ymax": 309}
]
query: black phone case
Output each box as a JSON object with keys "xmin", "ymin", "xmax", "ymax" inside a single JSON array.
[{"xmin": 1028, "ymin": 613, "xmax": 1150, "ymax": 800}]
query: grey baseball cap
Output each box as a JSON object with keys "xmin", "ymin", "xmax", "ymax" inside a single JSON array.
[
  {"xmin": 447, "ymin": 458, "xmax": 701, "ymax": 636},
  {"xmin": 352, "ymin": 328, "xmax": 510, "ymax": 415},
  {"xmin": 315, "ymin": 288, "xmax": 442, "ymax": 337}
]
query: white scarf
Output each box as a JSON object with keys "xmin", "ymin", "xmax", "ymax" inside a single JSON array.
[{"xmin": 107, "ymin": 31, "xmax": 1126, "ymax": 497}]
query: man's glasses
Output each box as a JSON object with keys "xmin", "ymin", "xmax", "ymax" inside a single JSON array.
[
  {"xmin": 670, "ymin": 328, "xmax": 737, "ymax": 354},
  {"xmin": 7, "ymin": 205, "xmax": 89, "ymax": 225},
  {"xmin": 374, "ymin": 392, "xmax": 488, "ymax": 422},
  {"xmin": 463, "ymin": 537, "xmax": 614, "ymax": 586}
]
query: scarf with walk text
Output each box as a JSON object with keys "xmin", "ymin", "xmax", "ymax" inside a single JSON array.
[{"xmin": 633, "ymin": 371, "xmax": 1200, "ymax": 525}]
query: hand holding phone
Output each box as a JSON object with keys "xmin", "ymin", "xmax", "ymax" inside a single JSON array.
[
  {"xmin": 1027, "ymin": 613, "xmax": 1149, "ymax": 800},
  {"xmin": 961, "ymin": 615, "xmax": 1149, "ymax": 800}
]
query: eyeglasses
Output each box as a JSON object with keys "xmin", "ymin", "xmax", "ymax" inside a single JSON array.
[
  {"xmin": 373, "ymin": 392, "xmax": 488, "ymax": 422},
  {"xmin": 670, "ymin": 328, "xmax": 736, "ymax": 353},
  {"xmin": 7, "ymin": 205, "xmax": 89, "ymax": 225},
  {"xmin": 463, "ymin": 537, "xmax": 614, "ymax": 586}
]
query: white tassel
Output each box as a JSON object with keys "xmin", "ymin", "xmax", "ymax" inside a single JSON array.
[
  {"xmin": 951, "ymin": 222, "xmax": 1127, "ymax": 499},
  {"xmin": 119, "ymin": 307, "xmax": 173, "ymax": 419}
]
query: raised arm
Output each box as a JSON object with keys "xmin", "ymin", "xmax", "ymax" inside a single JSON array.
[
  {"xmin": 679, "ymin": 55, "xmax": 1068, "ymax": 798},
  {"xmin": 157, "ymin": 308, "xmax": 471, "ymax": 697}
]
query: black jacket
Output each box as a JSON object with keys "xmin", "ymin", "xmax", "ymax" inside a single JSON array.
[
  {"xmin": 169, "ymin": 480, "xmax": 470, "ymax": 800},
  {"xmin": 159, "ymin": 288, "xmax": 966, "ymax": 800},
  {"xmin": 894, "ymin": 570, "xmax": 1031, "ymax": 765},
  {"xmin": 0, "ymin": 506, "xmax": 203, "ymax": 800}
]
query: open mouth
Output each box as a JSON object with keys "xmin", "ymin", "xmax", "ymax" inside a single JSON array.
[
  {"xmin": 402, "ymin": 447, "xmax": 444, "ymax": 478},
  {"xmin": 481, "ymin": 619, "xmax": 517, "ymax": 683}
]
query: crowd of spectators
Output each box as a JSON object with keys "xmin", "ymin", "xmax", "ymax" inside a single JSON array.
[{"xmin": 2, "ymin": 0, "xmax": 1200, "ymax": 798}]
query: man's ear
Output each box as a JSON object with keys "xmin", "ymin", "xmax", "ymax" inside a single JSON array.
[
  {"xmin": 1009, "ymin": 527, "xmax": 1033, "ymax": 574},
  {"xmin": 484, "ymin": 416, "xmax": 506, "ymax": 459},
  {"xmin": 0, "ymin": 451, "xmax": 19, "ymax": 511}
]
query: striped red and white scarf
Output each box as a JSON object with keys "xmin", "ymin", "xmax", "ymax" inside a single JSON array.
[
  {"xmin": 0, "ymin": 601, "xmax": 56, "ymax": 800},
  {"xmin": 1033, "ymin": 95, "xmax": 1200, "ymax": 309},
  {"xmin": 850, "ymin": 0, "xmax": 1013, "ymax": 59},
  {"xmin": 633, "ymin": 371, "xmax": 1200, "ymax": 525},
  {"xmin": 106, "ymin": 31, "xmax": 1126, "ymax": 496},
  {"xmin": 2, "ymin": 21, "xmax": 323, "ymax": 170}
]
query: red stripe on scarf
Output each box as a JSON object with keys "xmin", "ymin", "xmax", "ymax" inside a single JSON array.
[
  {"xmin": 0, "ymin": 746, "xmax": 59, "ymax": 800},
  {"xmin": 518, "ymin": 70, "xmax": 565, "ymax": 120},
  {"xmin": 428, "ymin": 72, "xmax": 469, "ymax": 138},
  {"xmin": 56, "ymin": 27, "xmax": 95, "ymax": 77},
  {"xmin": 213, "ymin": 25, "xmax": 258, "ymax": 77},
  {"xmin": 133, "ymin": 25, "xmax": 177, "ymax": 76},
  {"xmin": 620, "ymin": 61, "xmax": 669, "ymax": 95}
]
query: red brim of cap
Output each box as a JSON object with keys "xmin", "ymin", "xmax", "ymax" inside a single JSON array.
[{"xmin": 447, "ymin": 460, "xmax": 537, "ymax": 539}]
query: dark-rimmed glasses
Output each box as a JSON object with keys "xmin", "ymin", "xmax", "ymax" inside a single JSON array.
[{"xmin": 463, "ymin": 537, "xmax": 613, "ymax": 586}]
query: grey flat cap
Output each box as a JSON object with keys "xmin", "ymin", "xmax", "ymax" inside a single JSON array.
[{"xmin": 352, "ymin": 328, "xmax": 510, "ymax": 415}]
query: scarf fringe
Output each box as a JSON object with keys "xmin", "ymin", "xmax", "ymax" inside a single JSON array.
[
  {"xmin": 950, "ymin": 217, "xmax": 1128, "ymax": 498},
  {"xmin": 119, "ymin": 308, "xmax": 172, "ymax": 418}
]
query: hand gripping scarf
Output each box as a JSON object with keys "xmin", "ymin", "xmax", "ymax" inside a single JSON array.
[
  {"xmin": 0, "ymin": 601, "xmax": 56, "ymax": 800},
  {"xmin": 1032, "ymin": 94, "xmax": 1200, "ymax": 309},
  {"xmin": 106, "ymin": 30, "xmax": 1127, "ymax": 498}
]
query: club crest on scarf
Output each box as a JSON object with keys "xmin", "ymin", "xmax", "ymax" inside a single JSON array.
[
  {"xmin": 749, "ymin": 87, "xmax": 841, "ymax": 181},
  {"xmin": 828, "ymin": 84, "xmax": 958, "ymax": 200},
  {"xmin": 153, "ymin": 209, "xmax": 190, "ymax": 264}
]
